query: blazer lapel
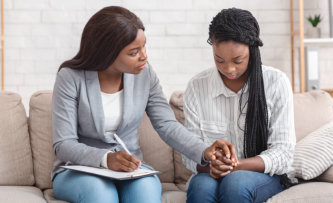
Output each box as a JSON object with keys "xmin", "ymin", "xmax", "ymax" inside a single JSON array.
[
  {"xmin": 117, "ymin": 73, "xmax": 134, "ymax": 134},
  {"xmin": 85, "ymin": 70, "xmax": 105, "ymax": 136}
]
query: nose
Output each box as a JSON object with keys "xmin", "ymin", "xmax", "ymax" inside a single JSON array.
[
  {"xmin": 222, "ymin": 64, "xmax": 236, "ymax": 74},
  {"xmin": 139, "ymin": 47, "xmax": 147, "ymax": 61}
]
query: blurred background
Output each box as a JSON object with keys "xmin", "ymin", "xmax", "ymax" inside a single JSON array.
[{"xmin": 0, "ymin": 0, "xmax": 332, "ymax": 108}]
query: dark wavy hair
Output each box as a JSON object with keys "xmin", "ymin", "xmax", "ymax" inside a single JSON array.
[
  {"xmin": 208, "ymin": 8, "xmax": 293, "ymax": 189},
  {"xmin": 59, "ymin": 6, "xmax": 145, "ymax": 71}
]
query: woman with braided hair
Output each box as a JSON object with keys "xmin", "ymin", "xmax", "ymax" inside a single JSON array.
[{"xmin": 182, "ymin": 8, "xmax": 296, "ymax": 203}]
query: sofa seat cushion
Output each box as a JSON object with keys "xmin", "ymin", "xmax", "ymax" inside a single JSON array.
[
  {"xmin": 162, "ymin": 190, "xmax": 186, "ymax": 203},
  {"xmin": 162, "ymin": 182, "xmax": 181, "ymax": 192},
  {"xmin": 0, "ymin": 91, "xmax": 34, "ymax": 185},
  {"xmin": 43, "ymin": 189, "xmax": 69, "ymax": 203},
  {"xmin": 266, "ymin": 182, "xmax": 333, "ymax": 203},
  {"xmin": 0, "ymin": 186, "xmax": 46, "ymax": 203}
]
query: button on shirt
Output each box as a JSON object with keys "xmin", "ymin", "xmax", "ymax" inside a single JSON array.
[{"xmin": 182, "ymin": 65, "xmax": 296, "ymax": 176}]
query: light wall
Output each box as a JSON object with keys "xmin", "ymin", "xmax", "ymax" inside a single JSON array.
[{"xmin": 3, "ymin": 0, "xmax": 333, "ymax": 108}]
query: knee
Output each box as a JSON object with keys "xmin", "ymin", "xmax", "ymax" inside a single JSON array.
[
  {"xmin": 219, "ymin": 171, "xmax": 256, "ymax": 201},
  {"xmin": 120, "ymin": 176, "xmax": 161, "ymax": 203},
  {"xmin": 188, "ymin": 173, "xmax": 219, "ymax": 193},
  {"xmin": 187, "ymin": 173, "xmax": 219, "ymax": 202},
  {"xmin": 221, "ymin": 170, "xmax": 256, "ymax": 190},
  {"xmin": 78, "ymin": 176, "xmax": 118, "ymax": 202}
]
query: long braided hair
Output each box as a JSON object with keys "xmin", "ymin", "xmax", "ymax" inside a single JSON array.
[
  {"xmin": 208, "ymin": 8, "xmax": 293, "ymax": 189},
  {"xmin": 208, "ymin": 8, "xmax": 268, "ymax": 158}
]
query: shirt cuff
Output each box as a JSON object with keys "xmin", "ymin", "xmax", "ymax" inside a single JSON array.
[
  {"xmin": 257, "ymin": 154, "xmax": 272, "ymax": 174},
  {"xmin": 200, "ymin": 149, "xmax": 209, "ymax": 166},
  {"xmin": 101, "ymin": 151, "xmax": 113, "ymax": 168}
]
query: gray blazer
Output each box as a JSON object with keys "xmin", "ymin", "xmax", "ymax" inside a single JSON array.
[{"xmin": 51, "ymin": 63, "xmax": 209, "ymax": 179}]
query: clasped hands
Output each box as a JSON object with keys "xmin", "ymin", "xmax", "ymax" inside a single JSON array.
[{"xmin": 202, "ymin": 140, "xmax": 239, "ymax": 179}]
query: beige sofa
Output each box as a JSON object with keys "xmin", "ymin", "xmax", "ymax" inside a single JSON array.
[{"xmin": 0, "ymin": 90, "xmax": 332, "ymax": 203}]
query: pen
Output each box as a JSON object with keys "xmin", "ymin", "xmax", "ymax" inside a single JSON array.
[{"xmin": 113, "ymin": 133, "xmax": 132, "ymax": 155}]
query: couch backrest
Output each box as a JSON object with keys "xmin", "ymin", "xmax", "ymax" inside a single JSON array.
[
  {"xmin": 138, "ymin": 113, "xmax": 175, "ymax": 183},
  {"xmin": 0, "ymin": 91, "xmax": 35, "ymax": 186},
  {"xmin": 293, "ymin": 90, "xmax": 333, "ymax": 141},
  {"xmin": 29, "ymin": 90, "xmax": 56, "ymax": 189}
]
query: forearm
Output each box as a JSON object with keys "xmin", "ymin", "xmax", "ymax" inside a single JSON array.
[
  {"xmin": 232, "ymin": 156, "xmax": 265, "ymax": 173},
  {"xmin": 54, "ymin": 140, "xmax": 109, "ymax": 167}
]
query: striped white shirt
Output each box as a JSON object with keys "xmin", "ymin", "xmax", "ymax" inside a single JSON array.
[{"xmin": 182, "ymin": 65, "xmax": 296, "ymax": 176}]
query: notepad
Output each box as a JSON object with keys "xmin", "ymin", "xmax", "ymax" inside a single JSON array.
[{"xmin": 61, "ymin": 165, "xmax": 160, "ymax": 180}]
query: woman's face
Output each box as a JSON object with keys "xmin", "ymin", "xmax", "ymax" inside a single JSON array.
[
  {"xmin": 108, "ymin": 29, "xmax": 147, "ymax": 75},
  {"xmin": 213, "ymin": 40, "xmax": 250, "ymax": 83}
]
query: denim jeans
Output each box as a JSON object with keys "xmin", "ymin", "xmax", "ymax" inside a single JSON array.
[
  {"xmin": 53, "ymin": 167, "xmax": 161, "ymax": 203},
  {"xmin": 187, "ymin": 170, "xmax": 282, "ymax": 203}
]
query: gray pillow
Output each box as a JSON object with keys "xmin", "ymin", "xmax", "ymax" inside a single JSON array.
[{"xmin": 292, "ymin": 120, "xmax": 333, "ymax": 180}]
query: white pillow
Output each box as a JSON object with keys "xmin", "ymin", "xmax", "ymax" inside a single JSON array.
[{"xmin": 292, "ymin": 120, "xmax": 333, "ymax": 180}]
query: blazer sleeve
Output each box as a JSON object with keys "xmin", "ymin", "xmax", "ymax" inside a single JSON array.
[
  {"xmin": 145, "ymin": 64, "xmax": 209, "ymax": 164},
  {"xmin": 52, "ymin": 68, "xmax": 109, "ymax": 167},
  {"xmin": 181, "ymin": 80, "xmax": 207, "ymax": 174}
]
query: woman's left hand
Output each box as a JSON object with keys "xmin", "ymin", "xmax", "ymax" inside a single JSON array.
[{"xmin": 209, "ymin": 157, "xmax": 235, "ymax": 178}]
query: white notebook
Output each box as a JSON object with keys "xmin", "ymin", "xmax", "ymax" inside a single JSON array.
[{"xmin": 61, "ymin": 165, "xmax": 160, "ymax": 180}]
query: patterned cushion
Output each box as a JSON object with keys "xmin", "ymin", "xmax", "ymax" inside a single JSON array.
[{"xmin": 292, "ymin": 120, "xmax": 333, "ymax": 180}]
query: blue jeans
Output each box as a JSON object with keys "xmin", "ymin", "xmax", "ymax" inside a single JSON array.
[
  {"xmin": 53, "ymin": 168, "xmax": 161, "ymax": 203},
  {"xmin": 187, "ymin": 170, "xmax": 282, "ymax": 203}
]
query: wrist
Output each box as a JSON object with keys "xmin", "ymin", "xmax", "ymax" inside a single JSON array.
[
  {"xmin": 232, "ymin": 159, "xmax": 242, "ymax": 171},
  {"xmin": 201, "ymin": 149, "xmax": 209, "ymax": 166}
]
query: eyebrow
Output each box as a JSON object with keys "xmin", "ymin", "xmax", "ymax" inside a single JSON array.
[
  {"xmin": 215, "ymin": 54, "xmax": 243, "ymax": 60},
  {"xmin": 128, "ymin": 39, "xmax": 147, "ymax": 52}
]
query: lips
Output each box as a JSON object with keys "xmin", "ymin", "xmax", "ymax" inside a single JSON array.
[
  {"xmin": 137, "ymin": 63, "xmax": 146, "ymax": 70},
  {"xmin": 225, "ymin": 74, "xmax": 237, "ymax": 79}
]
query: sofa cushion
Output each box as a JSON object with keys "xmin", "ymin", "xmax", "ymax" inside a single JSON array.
[
  {"xmin": 293, "ymin": 90, "xmax": 333, "ymax": 141},
  {"xmin": 43, "ymin": 189, "xmax": 69, "ymax": 203},
  {"xmin": 292, "ymin": 120, "xmax": 333, "ymax": 180},
  {"xmin": 266, "ymin": 182, "xmax": 333, "ymax": 203},
  {"xmin": 0, "ymin": 186, "xmax": 46, "ymax": 203},
  {"xmin": 29, "ymin": 90, "xmax": 56, "ymax": 189},
  {"xmin": 170, "ymin": 91, "xmax": 193, "ymax": 187},
  {"xmin": 138, "ymin": 113, "xmax": 175, "ymax": 183},
  {"xmin": 162, "ymin": 190, "xmax": 186, "ymax": 203},
  {"xmin": 316, "ymin": 166, "xmax": 333, "ymax": 183},
  {"xmin": 0, "ymin": 92, "xmax": 34, "ymax": 186}
]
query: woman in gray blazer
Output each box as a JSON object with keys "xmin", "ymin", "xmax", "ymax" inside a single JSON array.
[{"xmin": 52, "ymin": 6, "xmax": 237, "ymax": 203}]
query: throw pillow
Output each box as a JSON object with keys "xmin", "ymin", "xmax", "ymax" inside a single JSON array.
[{"xmin": 292, "ymin": 120, "xmax": 333, "ymax": 180}]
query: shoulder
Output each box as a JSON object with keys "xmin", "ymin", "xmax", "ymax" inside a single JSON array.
[
  {"xmin": 57, "ymin": 67, "xmax": 84, "ymax": 81},
  {"xmin": 188, "ymin": 68, "xmax": 215, "ymax": 87},
  {"xmin": 262, "ymin": 65, "xmax": 292, "ymax": 101},
  {"xmin": 262, "ymin": 65, "xmax": 291, "ymax": 89}
]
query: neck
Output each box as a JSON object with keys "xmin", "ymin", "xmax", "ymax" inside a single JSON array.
[{"xmin": 98, "ymin": 70, "xmax": 123, "ymax": 94}]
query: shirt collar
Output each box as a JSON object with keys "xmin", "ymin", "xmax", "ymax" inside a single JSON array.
[{"xmin": 210, "ymin": 67, "xmax": 249, "ymax": 98}]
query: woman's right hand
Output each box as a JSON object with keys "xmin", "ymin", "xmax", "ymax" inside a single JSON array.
[
  {"xmin": 209, "ymin": 156, "xmax": 234, "ymax": 178},
  {"xmin": 209, "ymin": 148, "xmax": 238, "ymax": 179},
  {"xmin": 107, "ymin": 151, "xmax": 141, "ymax": 172}
]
